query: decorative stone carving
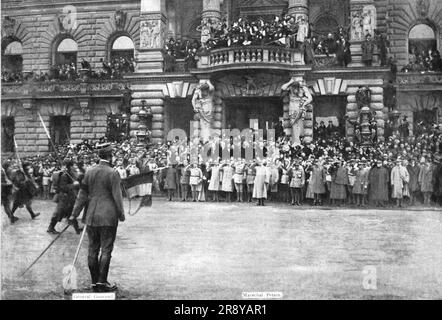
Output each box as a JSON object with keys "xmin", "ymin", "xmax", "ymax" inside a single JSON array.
[
  {"xmin": 281, "ymin": 76, "xmax": 313, "ymax": 147},
  {"xmin": 215, "ymin": 73, "xmax": 284, "ymax": 97},
  {"xmin": 22, "ymin": 99, "xmax": 37, "ymax": 121},
  {"xmin": 140, "ymin": 20, "xmax": 163, "ymax": 49},
  {"xmin": 350, "ymin": 10, "xmax": 363, "ymax": 41},
  {"xmin": 114, "ymin": 10, "xmax": 127, "ymax": 30},
  {"xmin": 56, "ymin": 6, "xmax": 77, "ymax": 33},
  {"xmin": 2, "ymin": 16, "xmax": 16, "ymax": 37},
  {"xmin": 356, "ymin": 86, "xmax": 372, "ymax": 109},
  {"xmin": 416, "ymin": 0, "xmax": 430, "ymax": 17},
  {"xmin": 350, "ymin": 4, "xmax": 376, "ymax": 41},
  {"xmin": 362, "ymin": 5, "xmax": 376, "ymax": 37},
  {"xmin": 78, "ymin": 98, "xmax": 93, "ymax": 121},
  {"xmin": 191, "ymin": 81, "xmax": 215, "ymax": 143}
]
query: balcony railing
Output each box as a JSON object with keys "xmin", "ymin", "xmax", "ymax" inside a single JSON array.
[
  {"xmin": 197, "ymin": 46, "xmax": 305, "ymax": 69},
  {"xmin": 396, "ymin": 72, "xmax": 442, "ymax": 85}
]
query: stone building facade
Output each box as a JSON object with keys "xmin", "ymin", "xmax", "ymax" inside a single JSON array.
[{"xmin": 1, "ymin": 0, "xmax": 441, "ymax": 157}]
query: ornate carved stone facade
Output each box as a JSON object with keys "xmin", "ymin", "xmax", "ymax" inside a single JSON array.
[{"xmin": 1, "ymin": 0, "xmax": 441, "ymax": 156}]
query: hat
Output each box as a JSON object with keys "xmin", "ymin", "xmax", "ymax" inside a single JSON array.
[{"xmin": 96, "ymin": 143, "xmax": 113, "ymax": 158}]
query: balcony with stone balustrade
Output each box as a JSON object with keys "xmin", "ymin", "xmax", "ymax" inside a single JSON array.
[{"xmin": 194, "ymin": 46, "xmax": 309, "ymax": 74}]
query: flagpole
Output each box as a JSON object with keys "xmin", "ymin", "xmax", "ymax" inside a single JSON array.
[
  {"xmin": 37, "ymin": 112, "xmax": 57, "ymax": 153},
  {"xmin": 36, "ymin": 111, "xmax": 76, "ymax": 181}
]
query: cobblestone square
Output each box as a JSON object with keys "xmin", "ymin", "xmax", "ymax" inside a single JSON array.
[{"xmin": 2, "ymin": 200, "xmax": 442, "ymax": 300}]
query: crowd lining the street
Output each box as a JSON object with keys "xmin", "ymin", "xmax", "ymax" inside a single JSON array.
[{"xmin": 2, "ymin": 117, "xmax": 441, "ymax": 213}]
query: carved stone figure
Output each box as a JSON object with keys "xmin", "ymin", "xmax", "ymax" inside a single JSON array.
[
  {"xmin": 281, "ymin": 77, "xmax": 313, "ymax": 147},
  {"xmin": 417, "ymin": 0, "xmax": 430, "ymax": 17},
  {"xmin": 351, "ymin": 11, "xmax": 363, "ymax": 41},
  {"xmin": 362, "ymin": 5, "xmax": 376, "ymax": 37},
  {"xmin": 2, "ymin": 16, "xmax": 16, "ymax": 37},
  {"xmin": 192, "ymin": 81, "xmax": 215, "ymax": 143},
  {"xmin": 140, "ymin": 20, "xmax": 162, "ymax": 49},
  {"xmin": 356, "ymin": 86, "xmax": 372, "ymax": 109},
  {"xmin": 115, "ymin": 10, "xmax": 127, "ymax": 31}
]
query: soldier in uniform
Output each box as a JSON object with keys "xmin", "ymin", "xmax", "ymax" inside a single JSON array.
[
  {"xmin": 47, "ymin": 159, "xmax": 82, "ymax": 235},
  {"xmin": 2, "ymin": 162, "xmax": 18, "ymax": 224},
  {"xmin": 10, "ymin": 162, "xmax": 41, "ymax": 220},
  {"xmin": 69, "ymin": 143, "xmax": 125, "ymax": 293}
]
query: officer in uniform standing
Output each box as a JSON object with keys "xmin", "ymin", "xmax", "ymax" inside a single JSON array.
[
  {"xmin": 69, "ymin": 143, "xmax": 125, "ymax": 293},
  {"xmin": 2, "ymin": 162, "xmax": 18, "ymax": 224}
]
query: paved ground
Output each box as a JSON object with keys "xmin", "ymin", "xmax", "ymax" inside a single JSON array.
[{"xmin": 1, "ymin": 199, "xmax": 442, "ymax": 300}]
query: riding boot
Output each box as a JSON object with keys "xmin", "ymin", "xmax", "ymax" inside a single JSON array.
[
  {"xmin": 72, "ymin": 220, "xmax": 83, "ymax": 235},
  {"xmin": 27, "ymin": 205, "xmax": 40, "ymax": 219},
  {"xmin": 47, "ymin": 218, "xmax": 60, "ymax": 234}
]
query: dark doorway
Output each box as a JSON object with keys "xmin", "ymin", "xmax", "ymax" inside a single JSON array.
[
  {"xmin": 107, "ymin": 114, "xmax": 129, "ymax": 142},
  {"xmin": 1, "ymin": 116, "xmax": 15, "ymax": 153},
  {"xmin": 313, "ymin": 95, "xmax": 348, "ymax": 137},
  {"xmin": 224, "ymin": 97, "xmax": 283, "ymax": 131},
  {"xmin": 165, "ymin": 98, "xmax": 194, "ymax": 140},
  {"xmin": 413, "ymin": 108, "xmax": 438, "ymax": 135},
  {"xmin": 50, "ymin": 116, "xmax": 70, "ymax": 150}
]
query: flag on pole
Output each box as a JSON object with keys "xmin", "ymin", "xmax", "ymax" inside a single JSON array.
[{"xmin": 38, "ymin": 112, "xmax": 51, "ymax": 140}]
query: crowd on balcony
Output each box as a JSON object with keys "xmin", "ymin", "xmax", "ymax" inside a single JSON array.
[
  {"xmin": 3, "ymin": 115, "xmax": 441, "ymax": 211},
  {"xmin": 193, "ymin": 15, "xmax": 394, "ymax": 68},
  {"xmin": 401, "ymin": 48, "xmax": 442, "ymax": 73},
  {"xmin": 164, "ymin": 38, "xmax": 201, "ymax": 72},
  {"xmin": 202, "ymin": 15, "xmax": 309, "ymax": 49},
  {"xmin": 1, "ymin": 57, "xmax": 136, "ymax": 83}
]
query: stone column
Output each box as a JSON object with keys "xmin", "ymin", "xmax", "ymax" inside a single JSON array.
[
  {"xmin": 348, "ymin": 0, "xmax": 378, "ymax": 67},
  {"xmin": 288, "ymin": 0, "xmax": 309, "ymax": 20},
  {"xmin": 202, "ymin": 0, "xmax": 222, "ymax": 21},
  {"xmin": 346, "ymin": 80, "xmax": 385, "ymax": 142},
  {"xmin": 137, "ymin": 0, "xmax": 167, "ymax": 73},
  {"xmin": 201, "ymin": 0, "xmax": 221, "ymax": 44},
  {"xmin": 130, "ymin": 87, "xmax": 165, "ymax": 143}
]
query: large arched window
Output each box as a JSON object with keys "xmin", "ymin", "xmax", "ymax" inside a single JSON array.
[
  {"xmin": 55, "ymin": 38, "xmax": 78, "ymax": 66},
  {"xmin": 110, "ymin": 35, "xmax": 134, "ymax": 61},
  {"xmin": 1, "ymin": 39, "xmax": 23, "ymax": 73},
  {"xmin": 408, "ymin": 23, "xmax": 437, "ymax": 58}
]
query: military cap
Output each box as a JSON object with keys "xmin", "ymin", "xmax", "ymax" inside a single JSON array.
[{"xmin": 96, "ymin": 143, "xmax": 113, "ymax": 158}]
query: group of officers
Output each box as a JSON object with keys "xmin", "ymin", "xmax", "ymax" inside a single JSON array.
[{"xmin": 2, "ymin": 143, "xmax": 125, "ymax": 293}]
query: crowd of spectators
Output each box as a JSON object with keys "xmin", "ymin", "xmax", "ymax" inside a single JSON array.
[
  {"xmin": 204, "ymin": 15, "xmax": 304, "ymax": 49},
  {"xmin": 402, "ymin": 48, "xmax": 442, "ymax": 72},
  {"xmin": 1, "ymin": 57, "xmax": 136, "ymax": 83},
  {"xmin": 3, "ymin": 115, "xmax": 441, "ymax": 207},
  {"xmin": 164, "ymin": 38, "xmax": 200, "ymax": 72}
]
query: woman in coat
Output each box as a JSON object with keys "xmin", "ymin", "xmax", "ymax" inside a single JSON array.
[
  {"xmin": 353, "ymin": 162, "xmax": 369, "ymax": 206},
  {"xmin": 418, "ymin": 161, "xmax": 435, "ymax": 205},
  {"xmin": 368, "ymin": 160, "xmax": 390, "ymax": 206},
  {"xmin": 208, "ymin": 161, "xmax": 221, "ymax": 202},
  {"xmin": 310, "ymin": 160, "xmax": 326, "ymax": 205},
  {"xmin": 253, "ymin": 161, "xmax": 271, "ymax": 206},
  {"xmin": 330, "ymin": 161, "xmax": 348, "ymax": 206},
  {"xmin": 407, "ymin": 159, "xmax": 421, "ymax": 205},
  {"xmin": 164, "ymin": 163, "xmax": 179, "ymax": 201},
  {"xmin": 221, "ymin": 161, "xmax": 234, "ymax": 202}
]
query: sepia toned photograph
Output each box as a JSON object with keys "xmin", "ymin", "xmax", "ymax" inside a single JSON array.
[{"xmin": 1, "ymin": 0, "xmax": 442, "ymax": 302}]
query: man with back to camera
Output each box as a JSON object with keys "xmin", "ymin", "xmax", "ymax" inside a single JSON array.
[{"xmin": 69, "ymin": 143, "xmax": 125, "ymax": 293}]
